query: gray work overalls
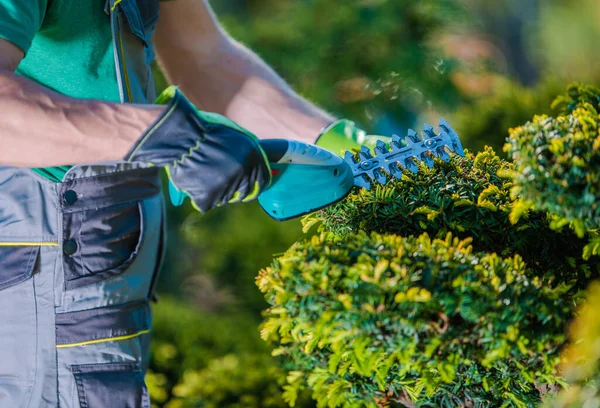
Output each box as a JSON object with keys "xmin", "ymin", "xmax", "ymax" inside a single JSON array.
[{"xmin": 0, "ymin": 0, "xmax": 165, "ymax": 406}]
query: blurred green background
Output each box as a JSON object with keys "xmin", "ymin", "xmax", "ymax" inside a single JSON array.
[{"xmin": 149, "ymin": 0, "xmax": 600, "ymax": 406}]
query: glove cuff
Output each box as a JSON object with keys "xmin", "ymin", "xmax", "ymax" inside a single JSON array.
[{"xmin": 124, "ymin": 86, "xmax": 203, "ymax": 166}]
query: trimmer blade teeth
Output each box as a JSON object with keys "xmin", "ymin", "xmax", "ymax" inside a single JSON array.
[
  {"xmin": 344, "ymin": 150, "xmax": 358, "ymax": 165},
  {"xmin": 439, "ymin": 118, "xmax": 465, "ymax": 156},
  {"xmin": 422, "ymin": 123, "xmax": 436, "ymax": 139},
  {"xmin": 355, "ymin": 174, "xmax": 372, "ymax": 190},
  {"xmin": 349, "ymin": 119, "xmax": 464, "ymax": 190},
  {"xmin": 437, "ymin": 146, "xmax": 451, "ymax": 162},
  {"xmin": 421, "ymin": 151, "xmax": 436, "ymax": 168},
  {"xmin": 359, "ymin": 145, "xmax": 374, "ymax": 160},
  {"xmin": 407, "ymin": 129, "xmax": 420, "ymax": 144},
  {"xmin": 391, "ymin": 134, "xmax": 403, "ymax": 148},
  {"xmin": 387, "ymin": 162, "xmax": 403, "ymax": 180},
  {"xmin": 404, "ymin": 157, "xmax": 420, "ymax": 174},
  {"xmin": 371, "ymin": 169, "xmax": 387, "ymax": 185},
  {"xmin": 375, "ymin": 139, "xmax": 388, "ymax": 155}
]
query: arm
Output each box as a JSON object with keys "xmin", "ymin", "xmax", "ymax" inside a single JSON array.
[
  {"xmin": 153, "ymin": 0, "xmax": 335, "ymax": 144},
  {"xmin": 0, "ymin": 39, "xmax": 163, "ymax": 167}
]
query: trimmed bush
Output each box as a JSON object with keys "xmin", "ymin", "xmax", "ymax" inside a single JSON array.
[
  {"xmin": 257, "ymin": 84, "xmax": 600, "ymax": 407},
  {"xmin": 307, "ymin": 148, "xmax": 596, "ymax": 287},
  {"xmin": 505, "ymin": 85, "xmax": 600, "ymax": 234},
  {"xmin": 505, "ymin": 84, "xmax": 600, "ymax": 261},
  {"xmin": 258, "ymin": 233, "xmax": 571, "ymax": 407}
]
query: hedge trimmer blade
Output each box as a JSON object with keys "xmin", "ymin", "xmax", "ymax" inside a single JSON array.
[{"xmin": 344, "ymin": 118, "xmax": 465, "ymax": 190}]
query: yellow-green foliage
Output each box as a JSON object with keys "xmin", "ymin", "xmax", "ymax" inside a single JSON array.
[
  {"xmin": 505, "ymin": 84, "xmax": 600, "ymax": 237},
  {"xmin": 308, "ymin": 148, "xmax": 596, "ymax": 287},
  {"xmin": 257, "ymin": 85, "xmax": 600, "ymax": 408},
  {"xmin": 505, "ymin": 84, "xmax": 600, "ymax": 262},
  {"xmin": 545, "ymin": 282, "xmax": 600, "ymax": 408},
  {"xmin": 258, "ymin": 233, "xmax": 571, "ymax": 408}
]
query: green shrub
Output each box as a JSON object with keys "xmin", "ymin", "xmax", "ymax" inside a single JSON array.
[
  {"xmin": 551, "ymin": 83, "xmax": 600, "ymax": 115},
  {"xmin": 258, "ymin": 232, "xmax": 571, "ymax": 407},
  {"xmin": 256, "ymin": 85, "xmax": 600, "ymax": 407},
  {"xmin": 307, "ymin": 148, "xmax": 595, "ymax": 287},
  {"xmin": 505, "ymin": 84, "xmax": 600, "ymax": 258}
]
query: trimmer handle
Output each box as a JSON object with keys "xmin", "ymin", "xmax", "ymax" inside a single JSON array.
[{"xmin": 257, "ymin": 139, "xmax": 355, "ymax": 221}]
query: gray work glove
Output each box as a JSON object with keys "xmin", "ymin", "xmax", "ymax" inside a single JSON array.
[{"xmin": 125, "ymin": 86, "xmax": 272, "ymax": 212}]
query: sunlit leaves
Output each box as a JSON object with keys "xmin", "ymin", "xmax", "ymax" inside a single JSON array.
[
  {"xmin": 506, "ymin": 84, "xmax": 600, "ymax": 259},
  {"xmin": 307, "ymin": 147, "xmax": 595, "ymax": 287},
  {"xmin": 258, "ymin": 233, "xmax": 571, "ymax": 407}
]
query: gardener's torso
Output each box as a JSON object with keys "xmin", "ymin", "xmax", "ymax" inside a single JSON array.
[{"xmin": 0, "ymin": 1, "xmax": 164, "ymax": 407}]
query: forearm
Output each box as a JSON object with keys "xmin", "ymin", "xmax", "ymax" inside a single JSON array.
[
  {"xmin": 156, "ymin": 38, "xmax": 335, "ymax": 143},
  {"xmin": 0, "ymin": 69, "xmax": 163, "ymax": 167}
]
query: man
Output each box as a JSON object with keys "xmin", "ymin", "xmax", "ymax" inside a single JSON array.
[{"xmin": 0, "ymin": 1, "xmax": 383, "ymax": 406}]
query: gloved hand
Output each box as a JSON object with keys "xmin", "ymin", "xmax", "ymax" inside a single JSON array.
[
  {"xmin": 125, "ymin": 86, "xmax": 271, "ymax": 212},
  {"xmin": 315, "ymin": 119, "xmax": 392, "ymax": 154}
]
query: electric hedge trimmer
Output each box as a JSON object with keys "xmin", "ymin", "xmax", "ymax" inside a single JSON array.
[{"xmin": 258, "ymin": 118, "xmax": 465, "ymax": 221}]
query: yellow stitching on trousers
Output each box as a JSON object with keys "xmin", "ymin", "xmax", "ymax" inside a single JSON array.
[
  {"xmin": 0, "ymin": 242, "xmax": 59, "ymax": 247},
  {"xmin": 56, "ymin": 329, "xmax": 150, "ymax": 349}
]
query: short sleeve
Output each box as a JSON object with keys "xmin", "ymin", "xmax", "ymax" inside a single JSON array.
[{"xmin": 0, "ymin": 0, "xmax": 48, "ymax": 54}]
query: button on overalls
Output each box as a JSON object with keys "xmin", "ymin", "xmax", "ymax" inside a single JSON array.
[{"xmin": 0, "ymin": 1, "xmax": 165, "ymax": 406}]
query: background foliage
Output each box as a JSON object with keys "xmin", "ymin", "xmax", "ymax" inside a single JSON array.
[{"xmin": 150, "ymin": 0, "xmax": 600, "ymax": 406}]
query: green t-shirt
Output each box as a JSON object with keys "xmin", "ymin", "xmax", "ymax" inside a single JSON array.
[{"xmin": 0, "ymin": 0, "xmax": 121, "ymax": 181}]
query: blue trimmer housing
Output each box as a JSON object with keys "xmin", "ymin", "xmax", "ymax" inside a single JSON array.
[{"xmin": 257, "ymin": 140, "xmax": 355, "ymax": 221}]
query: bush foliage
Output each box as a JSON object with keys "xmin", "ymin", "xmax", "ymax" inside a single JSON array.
[
  {"xmin": 258, "ymin": 233, "xmax": 571, "ymax": 407},
  {"xmin": 257, "ymin": 84, "xmax": 600, "ymax": 407},
  {"xmin": 505, "ymin": 84, "xmax": 600, "ymax": 232},
  {"xmin": 307, "ymin": 147, "xmax": 596, "ymax": 287},
  {"xmin": 505, "ymin": 84, "xmax": 600, "ymax": 259}
]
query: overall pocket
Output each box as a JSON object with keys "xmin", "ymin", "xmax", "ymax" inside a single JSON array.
[
  {"xmin": 72, "ymin": 362, "xmax": 150, "ymax": 408},
  {"xmin": 0, "ymin": 245, "xmax": 39, "ymax": 290},
  {"xmin": 61, "ymin": 168, "xmax": 161, "ymax": 290},
  {"xmin": 0, "ymin": 245, "xmax": 39, "ymax": 407},
  {"xmin": 63, "ymin": 201, "xmax": 144, "ymax": 290}
]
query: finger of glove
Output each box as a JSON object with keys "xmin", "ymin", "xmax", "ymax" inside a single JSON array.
[{"xmin": 169, "ymin": 126, "xmax": 271, "ymax": 213}]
